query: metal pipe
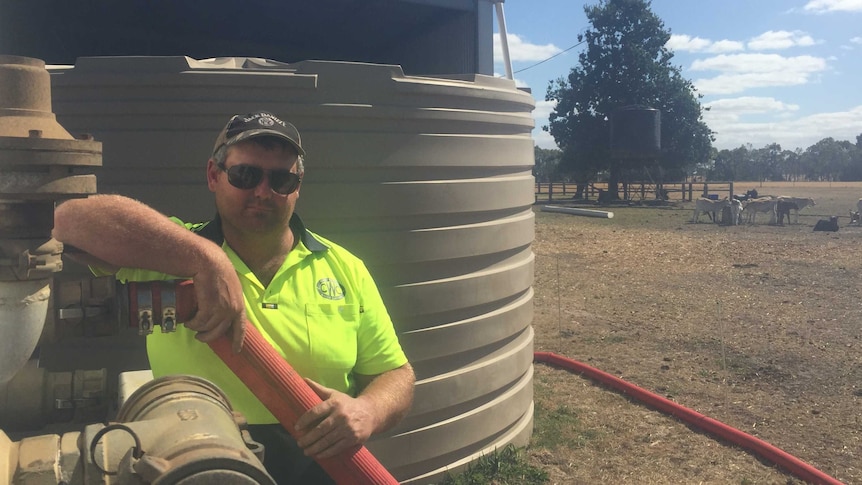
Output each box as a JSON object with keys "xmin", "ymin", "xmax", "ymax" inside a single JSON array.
[
  {"xmin": 541, "ymin": 205, "xmax": 615, "ymax": 219},
  {"xmin": 0, "ymin": 55, "xmax": 101, "ymax": 385},
  {"xmin": 0, "ymin": 281, "xmax": 49, "ymax": 384},
  {"xmin": 493, "ymin": 2, "xmax": 514, "ymax": 80}
]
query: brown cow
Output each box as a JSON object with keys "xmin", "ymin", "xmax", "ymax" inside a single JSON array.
[{"xmin": 742, "ymin": 197, "xmax": 777, "ymax": 224}]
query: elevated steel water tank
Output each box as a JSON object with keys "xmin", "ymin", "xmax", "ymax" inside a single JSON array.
[
  {"xmin": 50, "ymin": 56, "xmax": 536, "ymax": 484},
  {"xmin": 610, "ymin": 105, "xmax": 661, "ymax": 159}
]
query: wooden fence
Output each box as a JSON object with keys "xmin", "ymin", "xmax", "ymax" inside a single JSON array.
[{"xmin": 534, "ymin": 181, "xmax": 739, "ymax": 203}]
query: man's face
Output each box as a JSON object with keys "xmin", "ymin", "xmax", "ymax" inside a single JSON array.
[{"xmin": 206, "ymin": 139, "xmax": 301, "ymax": 236}]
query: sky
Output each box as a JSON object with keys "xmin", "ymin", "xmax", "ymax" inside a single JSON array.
[{"xmin": 494, "ymin": 0, "xmax": 862, "ymax": 153}]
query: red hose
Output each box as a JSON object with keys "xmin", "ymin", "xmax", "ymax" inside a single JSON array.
[
  {"xmin": 209, "ymin": 328, "xmax": 399, "ymax": 485},
  {"xmin": 173, "ymin": 281, "xmax": 398, "ymax": 484},
  {"xmin": 534, "ymin": 352, "xmax": 843, "ymax": 485}
]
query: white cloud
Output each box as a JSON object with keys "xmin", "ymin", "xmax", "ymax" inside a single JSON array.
[
  {"xmin": 703, "ymin": 96, "xmax": 799, "ymax": 125},
  {"xmin": 709, "ymin": 40, "xmax": 747, "ymax": 53},
  {"xmin": 531, "ymin": 100, "xmax": 559, "ymax": 149},
  {"xmin": 695, "ymin": 73, "xmax": 812, "ymax": 95},
  {"xmin": 494, "ymin": 33, "xmax": 562, "ymax": 63},
  {"xmin": 706, "ymin": 105, "xmax": 862, "ymax": 150},
  {"xmin": 747, "ymin": 30, "xmax": 818, "ymax": 50},
  {"xmin": 533, "ymin": 129, "xmax": 559, "ymax": 150},
  {"xmin": 533, "ymin": 100, "xmax": 556, "ymax": 126},
  {"xmin": 851, "ymin": 36, "xmax": 862, "ymax": 44},
  {"xmin": 706, "ymin": 96, "xmax": 800, "ymax": 115},
  {"xmin": 666, "ymin": 34, "xmax": 744, "ymax": 53},
  {"xmin": 690, "ymin": 53, "xmax": 828, "ymax": 94},
  {"xmin": 667, "ymin": 34, "xmax": 711, "ymax": 52},
  {"xmin": 691, "ymin": 53, "xmax": 825, "ymax": 73},
  {"xmin": 803, "ymin": 0, "xmax": 862, "ymax": 13}
]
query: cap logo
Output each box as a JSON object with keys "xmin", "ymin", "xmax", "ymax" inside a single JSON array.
[
  {"xmin": 239, "ymin": 112, "xmax": 286, "ymax": 128},
  {"xmin": 216, "ymin": 111, "xmax": 304, "ymax": 157}
]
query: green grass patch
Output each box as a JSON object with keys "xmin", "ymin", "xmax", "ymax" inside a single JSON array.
[
  {"xmin": 435, "ymin": 444, "xmax": 548, "ymax": 485},
  {"xmin": 532, "ymin": 401, "xmax": 599, "ymax": 450}
]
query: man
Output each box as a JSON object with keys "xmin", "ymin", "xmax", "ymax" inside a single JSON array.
[{"xmin": 53, "ymin": 111, "xmax": 415, "ymax": 484}]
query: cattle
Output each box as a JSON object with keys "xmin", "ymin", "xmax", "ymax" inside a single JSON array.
[
  {"xmin": 776, "ymin": 196, "xmax": 816, "ymax": 224},
  {"xmin": 692, "ymin": 197, "xmax": 730, "ymax": 223},
  {"xmin": 813, "ymin": 216, "xmax": 839, "ymax": 232},
  {"xmin": 742, "ymin": 197, "xmax": 777, "ymax": 224},
  {"xmin": 728, "ymin": 198, "xmax": 743, "ymax": 225},
  {"xmin": 851, "ymin": 198, "xmax": 862, "ymax": 225},
  {"xmin": 776, "ymin": 200, "xmax": 798, "ymax": 226},
  {"xmin": 732, "ymin": 188, "xmax": 759, "ymax": 202}
]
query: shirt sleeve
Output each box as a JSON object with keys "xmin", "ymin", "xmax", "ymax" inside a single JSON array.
[{"xmin": 353, "ymin": 261, "xmax": 408, "ymax": 376}]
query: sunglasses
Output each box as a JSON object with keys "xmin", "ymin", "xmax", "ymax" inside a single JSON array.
[{"xmin": 217, "ymin": 163, "xmax": 302, "ymax": 195}]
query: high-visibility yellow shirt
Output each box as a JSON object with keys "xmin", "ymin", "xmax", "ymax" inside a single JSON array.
[{"xmin": 104, "ymin": 214, "xmax": 408, "ymax": 424}]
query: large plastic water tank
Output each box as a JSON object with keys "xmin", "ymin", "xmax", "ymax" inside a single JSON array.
[{"xmin": 50, "ymin": 56, "xmax": 536, "ymax": 484}]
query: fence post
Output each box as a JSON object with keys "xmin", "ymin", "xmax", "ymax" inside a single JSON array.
[{"xmin": 729, "ymin": 182, "xmax": 734, "ymax": 199}]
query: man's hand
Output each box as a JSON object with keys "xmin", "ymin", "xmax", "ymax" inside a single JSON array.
[
  {"xmin": 186, "ymin": 253, "xmax": 246, "ymax": 353},
  {"xmin": 294, "ymin": 378, "xmax": 377, "ymax": 459}
]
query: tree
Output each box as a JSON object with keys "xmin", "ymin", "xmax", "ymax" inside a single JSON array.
[
  {"xmin": 545, "ymin": 0, "xmax": 713, "ymax": 199},
  {"xmin": 750, "ymin": 143, "xmax": 785, "ymax": 182},
  {"xmin": 533, "ymin": 146, "xmax": 562, "ymax": 183},
  {"xmin": 779, "ymin": 148, "xmax": 802, "ymax": 182},
  {"xmin": 800, "ymin": 137, "xmax": 858, "ymax": 181},
  {"xmin": 711, "ymin": 145, "xmax": 750, "ymax": 181}
]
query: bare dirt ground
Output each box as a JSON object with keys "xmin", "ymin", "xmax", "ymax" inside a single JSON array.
[{"xmin": 528, "ymin": 182, "xmax": 862, "ymax": 484}]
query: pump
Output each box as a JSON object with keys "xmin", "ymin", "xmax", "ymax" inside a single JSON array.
[{"xmin": 0, "ymin": 56, "xmax": 274, "ymax": 485}]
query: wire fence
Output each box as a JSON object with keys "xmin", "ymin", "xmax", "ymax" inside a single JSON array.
[{"xmin": 535, "ymin": 181, "xmax": 739, "ymax": 203}]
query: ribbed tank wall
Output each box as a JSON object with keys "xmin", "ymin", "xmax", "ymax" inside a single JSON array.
[{"xmin": 50, "ymin": 57, "xmax": 536, "ymax": 484}]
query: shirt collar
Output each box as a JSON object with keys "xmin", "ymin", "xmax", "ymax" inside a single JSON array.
[
  {"xmin": 289, "ymin": 214, "xmax": 328, "ymax": 252},
  {"xmin": 195, "ymin": 212, "xmax": 328, "ymax": 253}
]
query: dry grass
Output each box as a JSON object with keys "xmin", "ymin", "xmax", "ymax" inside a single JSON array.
[{"xmin": 529, "ymin": 182, "xmax": 862, "ymax": 484}]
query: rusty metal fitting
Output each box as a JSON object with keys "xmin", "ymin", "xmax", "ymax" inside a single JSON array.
[{"xmin": 0, "ymin": 56, "xmax": 102, "ymax": 282}]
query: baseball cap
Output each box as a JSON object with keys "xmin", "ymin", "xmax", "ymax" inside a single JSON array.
[{"xmin": 212, "ymin": 111, "xmax": 305, "ymax": 157}]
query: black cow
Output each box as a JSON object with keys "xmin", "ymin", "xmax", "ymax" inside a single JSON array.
[
  {"xmin": 732, "ymin": 188, "xmax": 759, "ymax": 202},
  {"xmin": 813, "ymin": 216, "xmax": 839, "ymax": 232}
]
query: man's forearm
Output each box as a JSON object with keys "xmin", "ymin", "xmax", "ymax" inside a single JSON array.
[
  {"xmin": 54, "ymin": 194, "xmax": 247, "ymax": 350},
  {"xmin": 356, "ymin": 363, "xmax": 416, "ymax": 434},
  {"xmin": 53, "ymin": 194, "xmax": 223, "ymax": 277}
]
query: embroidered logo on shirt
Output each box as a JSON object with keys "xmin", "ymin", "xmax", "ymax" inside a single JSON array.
[{"xmin": 316, "ymin": 278, "xmax": 345, "ymax": 300}]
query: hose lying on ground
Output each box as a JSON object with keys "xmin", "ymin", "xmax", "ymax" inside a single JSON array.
[{"xmin": 534, "ymin": 351, "xmax": 843, "ymax": 485}]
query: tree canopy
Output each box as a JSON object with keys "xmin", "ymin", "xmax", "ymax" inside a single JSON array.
[
  {"xmin": 533, "ymin": 146, "xmax": 562, "ymax": 183},
  {"xmin": 545, "ymin": 0, "xmax": 713, "ymax": 197},
  {"xmin": 708, "ymin": 137, "xmax": 862, "ymax": 183}
]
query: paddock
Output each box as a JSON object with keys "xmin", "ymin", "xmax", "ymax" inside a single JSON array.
[
  {"xmin": 536, "ymin": 181, "xmax": 859, "ymax": 226},
  {"xmin": 530, "ymin": 182, "xmax": 862, "ymax": 484}
]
